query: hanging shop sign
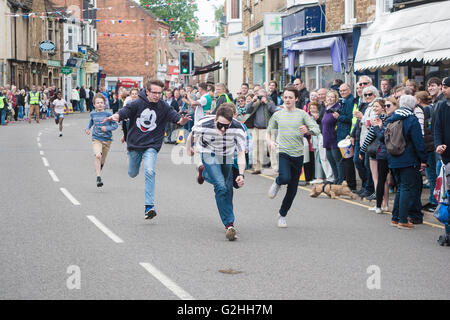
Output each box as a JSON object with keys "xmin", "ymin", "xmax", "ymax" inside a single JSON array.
[
  {"xmin": 39, "ymin": 41, "xmax": 55, "ymax": 53},
  {"xmin": 61, "ymin": 67, "xmax": 73, "ymax": 74}
]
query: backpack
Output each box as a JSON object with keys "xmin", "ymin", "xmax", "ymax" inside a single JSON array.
[
  {"xmin": 384, "ymin": 120, "xmax": 406, "ymax": 156},
  {"xmin": 434, "ymin": 163, "xmax": 450, "ymax": 226}
]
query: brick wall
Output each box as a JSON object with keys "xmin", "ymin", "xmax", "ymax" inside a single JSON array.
[
  {"xmin": 325, "ymin": 0, "xmax": 345, "ymax": 32},
  {"xmin": 355, "ymin": 0, "xmax": 376, "ymax": 23},
  {"xmin": 325, "ymin": 0, "xmax": 376, "ymax": 32},
  {"xmin": 242, "ymin": 0, "xmax": 286, "ymax": 85},
  {"xmin": 96, "ymin": 0, "xmax": 169, "ymax": 84}
]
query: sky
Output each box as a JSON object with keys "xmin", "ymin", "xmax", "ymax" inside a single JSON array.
[{"xmin": 194, "ymin": 0, "xmax": 224, "ymax": 36}]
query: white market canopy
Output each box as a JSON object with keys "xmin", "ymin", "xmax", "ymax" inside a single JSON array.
[{"xmin": 354, "ymin": 0, "xmax": 450, "ymax": 71}]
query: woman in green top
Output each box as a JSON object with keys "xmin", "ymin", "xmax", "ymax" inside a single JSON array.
[{"xmin": 266, "ymin": 85, "xmax": 321, "ymax": 228}]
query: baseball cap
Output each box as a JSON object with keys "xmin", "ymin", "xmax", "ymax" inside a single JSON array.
[{"xmin": 443, "ymin": 77, "xmax": 450, "ymax": 87}]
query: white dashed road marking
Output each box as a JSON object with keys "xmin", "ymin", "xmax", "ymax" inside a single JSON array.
[
  {"xmin": 87, "ymin": 215, "xmax": 124, "ymax": 243},
  {"xmin": 139, "ymin": 262, "xmax": 195, "ymax": 300},
  {"xmin": 60, "ymin": 187, "xmax": 80, "ymax": 205}
]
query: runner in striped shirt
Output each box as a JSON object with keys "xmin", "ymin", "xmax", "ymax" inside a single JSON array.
[
  {"xmin": 266, "ymin": 85, "xmax": 321, "ymax": 228},
  {"xmin": 186, "ymin": 103, "xmax": 247, "ymax": 241}
]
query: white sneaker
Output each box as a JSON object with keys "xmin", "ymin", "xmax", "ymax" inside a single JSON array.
[
  {"xmin": 278, "ymin": 215, "xmax": 287, "ymax": 228},
  {"xmin": 368, "ymin": 206, "xmax": 376, "ymax": 211},
  {"xmin": 375, "ymin": 207, "xmax": 383, "ymax": 214},
  {"xmin": 268, "ymin": 181, "xmax": 281, "ymax": 199},
  {"xmin": 310, "ymin": 178, "xmax": 324, "ymax": 184}
]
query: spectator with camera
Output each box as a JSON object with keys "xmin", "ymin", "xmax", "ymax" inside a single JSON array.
[{"xmin": 245, "ymin": 89, "xmax": 280, "ymax": 174}]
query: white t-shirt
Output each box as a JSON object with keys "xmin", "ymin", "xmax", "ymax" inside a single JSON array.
[
  {"xmin": 194, "ymin": 94, "xmax": 208, "ymax": 124},
  {"xmin": 53, "ymin": 98, "xmax": 67, "ymax": 114}
]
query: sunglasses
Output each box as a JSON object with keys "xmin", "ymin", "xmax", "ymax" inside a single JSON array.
[
  {"xmin": 364, "ymin": 93, "xmax": 374, "ymax": 97},
  {"xmin": 385, "ymin": 103, "xmax": 393, "ymax": 108},
  {"xmin": 359, "ymin": 82, "xmax": 369, "ymax": 86},
  {"xmin": 216, "ymin": 121, "xmax": 231, "ymax": 130}
]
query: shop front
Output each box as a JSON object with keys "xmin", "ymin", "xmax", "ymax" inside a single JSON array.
[
  {"xmin": 249, "ymin": 27, "xmax": 266, "ymax": 86},
  {"xmin": 354, "ymin": 1, "xmax": 450, "ymax": 89},
  {"xmin": 286, "ymin": 32, "xmax": 353, "ymax": 91},
  {"xmin": 281, "ymin": 5, "xmax": 325, "ymax": 87}
]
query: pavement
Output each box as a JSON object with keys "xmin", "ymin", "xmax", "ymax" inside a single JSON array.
[{"xmin": 256, "ymin": 168, "xmax": 443, "ymax": 229}]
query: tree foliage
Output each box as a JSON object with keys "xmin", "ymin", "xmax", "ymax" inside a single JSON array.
[
  {"xmin": 140, "ymin": 0, "xmax": 199, "ymax": 42},
  {"xmin": 214, "ymin": 4, "xmax": 224, "ymax": 38}
]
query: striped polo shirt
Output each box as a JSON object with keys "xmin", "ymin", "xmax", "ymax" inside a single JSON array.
[
  {"xmin": 267, "ymin": 108, "xmax": 321, "ymax": 157},
  {"xmin": 192, "ymin": 115, "xmax": 247, "ymax": 157}
]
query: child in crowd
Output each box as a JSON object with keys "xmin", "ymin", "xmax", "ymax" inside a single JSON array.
[{"xmin": 85, "ymin": 93, "xmax": 118, "ymax": 187}]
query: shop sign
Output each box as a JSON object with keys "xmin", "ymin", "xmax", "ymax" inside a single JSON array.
[
  {"xmin": 39, "ymin": 41, "xmax": 55, "ymax": 53},
  {"xmin": 61, "ymin": 67, "xmax": 72, "ymax": 74},
  {"xmin": 48, "ymin": 60, "xmax": 61, "ymax": 67},
  {"xmin": 264, "ymin": 13, "xmax": 282, "ymax": 35}
]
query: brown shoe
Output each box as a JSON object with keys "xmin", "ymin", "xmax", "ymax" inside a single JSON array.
[
  {"xmin": 397, "ymin": 222, "xmax": 414, "ymax": 230},
  {"xmin": 251, "ymin": 170, "xmax": 261, "ymax": 175},
  {"xmin": 197, "ymin": 164, "xmax": 205, "ymax": 184},
  {"xmin": 390, "ymin": 220, "xmax": 398, "ymax": 227}
]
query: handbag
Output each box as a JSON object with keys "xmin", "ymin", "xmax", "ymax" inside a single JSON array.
[{"xmin": 366, "ymin": 139, "xmax": 380, "ymax": 158}]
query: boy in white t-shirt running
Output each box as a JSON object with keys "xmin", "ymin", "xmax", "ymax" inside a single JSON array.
[{"xmin": 51, "ymin": 91, "xmax": 68, "ymax": 137}]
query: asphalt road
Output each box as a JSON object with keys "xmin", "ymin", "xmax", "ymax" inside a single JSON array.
[{"xmin": 0, "ymin": 113, "xmax": 449, "ymax": 300}]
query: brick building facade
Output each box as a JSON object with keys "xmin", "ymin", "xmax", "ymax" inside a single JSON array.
[
  {"xmin": 242, "ymin": 0, "xmax": 286, "ymax": 87},
  {"xmin": 96, "ymin": 0, "xmax": 170, "ymax": 89}
]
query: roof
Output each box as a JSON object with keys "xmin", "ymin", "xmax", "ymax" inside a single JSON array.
[{"xmin": 168, "ymin": 41, "xmax": 214, "ymax": 67}]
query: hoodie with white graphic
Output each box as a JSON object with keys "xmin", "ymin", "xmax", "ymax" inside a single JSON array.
[{"xmin": 118, "ymin": 89, "xmax": 181, "ymax": 152}]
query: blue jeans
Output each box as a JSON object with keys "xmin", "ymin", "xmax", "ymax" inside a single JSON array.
[
  {"xmin": 392, "ymin": 166, "xmax": 420, "ymax": 224},
  {"xmin": 276, "ymin": 153, "xmax": 303, "ymax": 216},
  {"xmin": 128, "ymin": 148, "xmax": 158, "ymax": 206},
  {"xmin": 18, "ymin": 106, "xmax": 24, "ymax": 120},
  {"xmin": 425, "ymin": 151, "xmax": 437, "ymax": 205},
  {"xmin": 326, "ymin": 147, "xmax": 343, "ymax": 185},
  {"xmin": 202, "ymin": 153, "xmax": 235, "ymax": 227},
  {"xmin": 0, "ymin": 108, "xmax": 5, "ymax": 125},
  {"xmin": 79, "ymin": 99, "xmax": 85, "ymax": 112}
]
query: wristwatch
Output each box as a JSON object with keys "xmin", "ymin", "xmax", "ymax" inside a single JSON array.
[{"xmin": 238, "ymin": 174, "xmax": 245, "ymax": 178}]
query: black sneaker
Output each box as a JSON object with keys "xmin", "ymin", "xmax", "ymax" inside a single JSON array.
[
  {"xmin": 145, "ymin": 207, "xmax": 157, "ymax": 220},
  {"xmin": 96, "ymin": 176, "xmax": 103, "ymax": 187}
]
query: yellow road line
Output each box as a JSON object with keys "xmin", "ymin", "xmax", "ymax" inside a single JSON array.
[{"xmin": 253, "ymin": 171, "xmax": 444, "ymax": 230}]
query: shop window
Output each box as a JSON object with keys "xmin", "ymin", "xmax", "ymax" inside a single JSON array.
[
  {"xmin": 306, "ymin": 66, "xmax": 316, "ymax": 91},
  {"xmin": 318, "ymin": 65, "xmax": 345, "ymax": 90}
]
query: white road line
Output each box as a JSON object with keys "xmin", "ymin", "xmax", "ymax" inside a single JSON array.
[
  {"xmin": 86, "ymin": 216, "xmax": 124, "ymax": 243},
  {"xmin": 48, "ymin": 170, "xmax": 60, "ymax": 182},
  {"xmin": 38, "ymin": 132, "xmax": 42, "ymax": 136},
  {"xmin": 40, "ymin": 151, "xmax": 44, "ymax": 155},
  {"xmin": 59, "ymin": 188, "xmax": 80, "ymax": 205},
  {"xmin": 139, "ymin": 262, "xmax": 195, "ymax": 300},
  {"xmin": 42, "ymin": 157, "xmax": 49, "ymax": 167},
  {"xmin": 37, "ymin": 137, "xmax": 40, "ymax": 142},
  {"xmin": 37, "ymin": 143, "xmax": 42, "ymax": 148}
]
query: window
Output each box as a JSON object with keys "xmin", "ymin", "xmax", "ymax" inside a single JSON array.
[
  {"xmin": 68, "ymin": 26, "xmax": 73, "ymax": 51},
  {"xmin": 376, "ymin": 0, "xmax": 393, "ymax": 15},
  {"xmin": 344, "ymin": 0, "xmax": 354, "ymax": 25},
  {"xmin": 318, "ymin": 65, "xmax": 345, "ymax": 89},
  {"xmin": 230, "ymin": 0, "xmax": 240, "ymax": 20},
  {"xmin": 48, "ymin": 21, "xmax": 53, "ymax": 41}
]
